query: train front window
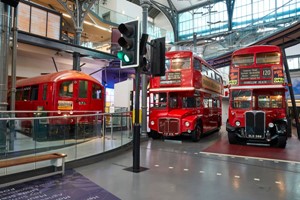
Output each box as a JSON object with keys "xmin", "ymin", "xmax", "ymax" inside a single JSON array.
[
  {"xmin": 231, "ymin": 90, "xmax": 252, "ymax": 109},
  {"xmin": 59, "ymin": 81, "xmax": 73, "ymax": 97},
  {"xmin": 92, "ymin": 84, "xmax": 102, "ymax": 99},
  {"xmin": 79, "ymin": 80, "xmax": 88, "ymax": 98},
  {"xmin": 150, "ymin": 93, "xmax": 167, "ymax": 108},
  {"xmin": 170, "ymin": 57, "xmax": 190, "ymax": 70}
]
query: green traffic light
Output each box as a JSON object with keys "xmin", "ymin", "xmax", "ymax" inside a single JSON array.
[
  {"xmin": 117, "ymin": 51, "xmax": 132, "ymax": 63},
  {"xmin": 123, "ymin": 54, "xmax": 131, "ymax": 63}
]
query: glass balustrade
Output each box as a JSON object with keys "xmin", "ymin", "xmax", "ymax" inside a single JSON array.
[{"xmin": 0, "ymin": 110, "xmax": 133, "ymax": 175}]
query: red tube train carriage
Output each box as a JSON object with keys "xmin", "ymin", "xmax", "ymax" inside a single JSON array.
[
  {"xmin": 12, "ymin": 70, "xmax": 105, "ymax": 140},
  {"xmin": 226, "ymin": 45, "xmax": 290, "ymax": 148},
  {"xmin": 148, "ymin": 51, "xmax": 224, "ymax": 142}
]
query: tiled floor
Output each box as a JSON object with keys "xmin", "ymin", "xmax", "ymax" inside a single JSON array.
[{"xmin": 76, "ymin": 127, "xmax": 300, "ymax": 200}]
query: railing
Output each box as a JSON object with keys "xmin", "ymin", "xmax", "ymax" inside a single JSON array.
[{"xmin": 0, "ymin": 110, "xmax": 133, "ymax": 175}]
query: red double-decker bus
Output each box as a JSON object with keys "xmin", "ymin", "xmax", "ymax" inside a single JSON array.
[
  {"xmin": 226, "ymin": 45, "xmax": 290, "ymax": 148},
  {"xmin": 148, "ymin": 51, "xmax": 223, "ymax": 142}
]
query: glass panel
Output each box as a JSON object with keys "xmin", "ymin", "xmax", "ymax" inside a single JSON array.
[
  {"xmin": 31, "ymin": 7, "xmax": 47, "ymax": 36},
  {"xmin": 79, "ymin": 80, "xmax": 88, "ymax": 98},
  {"xmin": 47, "ymin": 12, "xmax": 61, "ymax": 39},
  {"xmin": 59, "ymin": 81, "xmax": 73, "ymax": 97},
  {"xmin": 256, "ymin": 52, "xmax": 280, "ymax": 64},
  {"xmin": 232, "ymin": 54, "xmax": 254, "ymax": 66},
  {"xmin": 18, "ymin": 2, "xmax": 30, "ymax": 32},
  {"xmin": 43, "ymin": 84, "xmax": 47, "ymax": 100},
  {"xmin": 92, "ymin": 84, "xmax": 102, "ymax": 99},
  {"xmin": 150, "ymin": 93, "xmax": 167, "ymax": 108},
  {"xmin": 30, "ymin": 85, "xmax": 39, "ymax": 100},
  {"xmin": 231, "ymin": 90, "xmax": 252, "ymax": 108},
  {"xmin": 171, "ymin": 58, "xmax": 191, "ymax": 70}
]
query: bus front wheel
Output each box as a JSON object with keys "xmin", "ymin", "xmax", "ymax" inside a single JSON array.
[
  {"xmin": 274, "ymin": 135, "xmax": 287, "ymax": 148},
  {"xmin": 191, "ymin": 123, "xmax": 202, "ymax": 142},
  {"xmin": 149, "ymin": 130, "xmax": 162, "ymax": 139},
  {"xmin": 228, "ymin": 131, "xmax": 238, "ymax": 144}
]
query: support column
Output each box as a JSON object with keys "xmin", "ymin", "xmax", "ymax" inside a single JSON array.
[{"xmin": 0, "ymin": 3, "xmax": 11, "ymax": 151}]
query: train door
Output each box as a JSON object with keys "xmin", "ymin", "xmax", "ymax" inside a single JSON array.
[
  {"xmin": 90, "ymin": 83, "xmax": 104, "ymax": 112},
  {"xmin": 74, "ymin": 80, "xmax": 90, "ymax": 111}
]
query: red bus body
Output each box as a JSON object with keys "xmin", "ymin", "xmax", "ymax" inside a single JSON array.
[
  {"xmin": 14, "ymin": 70, "xmax": 105, "ymax": 138},
  {"xmin": 148, "ymin": 51, "xmax": 223, "ymax": 141},
  {"xmin": 226, "ymin": 45, "xmax": 289, "ymax": 148}
]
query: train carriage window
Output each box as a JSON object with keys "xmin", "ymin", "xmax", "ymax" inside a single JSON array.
[
  {"xmin": 92, "ymin": 84, "xmax": 102, "ymax": 99},
  {"xmin": 23, "ymin": 87, "xmax": 30, "ymax": 101},
  {"xmin": 30, "ymin": 85, "xmax": 39, "ymax": 100},
  {"xmin": 16, "ymin": 88, "xmax": 22, "ymax": 101},
  {"xmin": 42, "ymin": 84, "xmax": 47, "ymax": 100},
  {"xmin": 59, "ymin": 81, "xmax": 73, "ymax": 97},
  {"xmin": 79, "ymin": 80, "xmax": 88, "ymax": 98}
]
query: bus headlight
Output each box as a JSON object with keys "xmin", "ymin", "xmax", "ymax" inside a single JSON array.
[
  {"xmin": 150, "ymin": 121, "xmax": 155, "ymax": 125},
  {"xmin": 235, "ymin": 121, "xmax": 241, "ymax": 127},
  {"xmin": 185, "ymin": 122, "xmax": 190, "ymax": 127},
  {"xmin": 268, "ymin": 122, "xmax": 274, "ymax": 128}
]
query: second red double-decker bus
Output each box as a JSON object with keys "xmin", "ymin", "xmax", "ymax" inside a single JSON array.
[
  {"xmin": 148, "ymin": 51, "xmax": 223, "ymax": 141},
  {"xmin": 226, "ymin": 45, "xmax": 290, "ymax": 148}
]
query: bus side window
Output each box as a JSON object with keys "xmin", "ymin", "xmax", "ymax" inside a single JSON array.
[{"xmin": 193, "ymin": 59, "xmax": 201, "ymax": 71}]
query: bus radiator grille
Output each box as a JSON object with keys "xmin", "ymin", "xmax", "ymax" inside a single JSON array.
[
  {"xmin": 159, "ymin": 118, "xmax": 179, "ymax": 136},
  {"xmin": 245, "ymin": 111, "xmax": 265, "ymax": 139}
]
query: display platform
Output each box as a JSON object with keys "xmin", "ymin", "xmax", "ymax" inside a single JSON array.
[
  {"xmin": 202, "ymin": 134, "xmax": 300, "ymax": 163},
  {"xmin": 0, "ymin": 169, "xmax": 120, "ymax": 200}
]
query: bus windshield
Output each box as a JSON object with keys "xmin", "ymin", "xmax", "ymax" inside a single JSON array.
[
  {"xmin": 170, "ymin": 57, "xmax": 191, "ymax": 70},
  {"xmin": 231, "ymin": 90, "xmax": 252, "ymax": 109},
  {"xmin": 257, "ymin": 94, "xmax": 283, "ymax": 108}
]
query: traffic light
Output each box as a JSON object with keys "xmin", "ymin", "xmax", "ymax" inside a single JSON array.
[
  {"xmin": 150, "ymin": 37, "xmax": 165, "ymax": 76},
  {"xmin": 1, "ymin": 0, "xmax": 20, "ymax": 7},
  {"xmin": 117, "ymin": 20, "xmax": 140, "ymax": 68}
]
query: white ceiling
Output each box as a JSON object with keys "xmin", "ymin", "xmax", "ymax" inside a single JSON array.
[{"xmin": 152, "ymin": 0, "xmax": 210, "ymax": 11}]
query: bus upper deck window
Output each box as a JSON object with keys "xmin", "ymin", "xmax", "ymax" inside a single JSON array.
[
  {"xmin": 232, "ymin": 54, "xmax": 254, "ymax": 67},
  {"xmin": 171, "ymin": 58, "xmax": 190, "ymax": 70},
  {"xmin": 256, "ymin": 52, "xmax": 280, "ymax": 64}
]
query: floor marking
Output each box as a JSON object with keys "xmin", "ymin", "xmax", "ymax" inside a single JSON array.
[
  {"xmin": 199, "ymin": 152, "xmax": 300, "ymax": 164},
  {"xmin": 169, "ymin": 166, "xmax": 174, "ymax": 169},
  {"xmin": 234, "ymin": 175, "xmax": 240, "ymax": 179},
  {"xmin": 254, "ymin": 178, "xmax": 260, "ymax": 181},
  {"xmin": 275, "ymin": 181, "xmax": 281, "ymax": 184},
  {"xmin": 199, "ymin": 171, "xmax": 205, "ymax": 173},
  {"xmin": 183, "ymin": 168, "xmax": 189, "ymax": 171},
  {"xmin": 154, "ymin": 164, "xmax": 159, "ymax": 167},
  {"xmin": 194, "ymin": 152, "xmax": 198, "ymax": 155},
  {"xmin": 216, "ymin": 173, "xmax": 222, "ymax": 176}
]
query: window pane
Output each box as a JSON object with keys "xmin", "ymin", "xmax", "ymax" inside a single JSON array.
[{"xmin": 79, "ymin": 80, "xmax": 88, "ymax": 98}]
